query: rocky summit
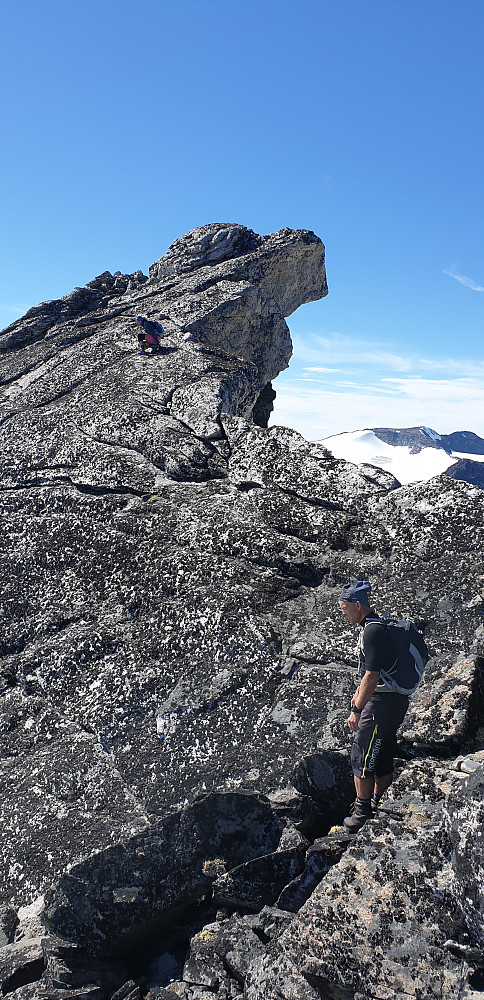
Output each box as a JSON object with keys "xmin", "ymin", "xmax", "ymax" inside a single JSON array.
[{"xmin": 0, "ymin": 223, "xmax": 483, "ymax": 1000}]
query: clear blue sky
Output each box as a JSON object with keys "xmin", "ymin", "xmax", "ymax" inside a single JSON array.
[{"xmin": 2, "ymin": 0, "xmax": 483, "ymax": 438}]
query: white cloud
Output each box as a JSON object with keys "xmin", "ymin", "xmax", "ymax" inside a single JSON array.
[
  {"xmin": 417, "ymin": 357, "xmax": 484, "ymax": 376},
  {"xmin": 291, "ymin": 333, "xmax": 484, "ymax": 379},
  {"xmin": 292, "ymin": 333, "xmax": 414, "ymax": 371},
  {"xmin": 271, "ymin": 377, "xmax": 484, "ymax": 440},
  {"xmin": 444, "ymin": 268, "xmax": 484, "ymax": 292},
  {"xmin": 274, "ymin": 329, "xmax": 484, "ymax": 440},
  {"xmin": 304, "ymin": 366, "xmax": 345, "ymax": 373},
  {"xmin": 382, "ymin": 376, "xmax": 484, "ymax": 402}
]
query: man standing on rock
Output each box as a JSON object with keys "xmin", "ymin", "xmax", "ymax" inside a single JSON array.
[{"xmin": 338, "ymin": 580, "xmax": 411, "ymax": 833}]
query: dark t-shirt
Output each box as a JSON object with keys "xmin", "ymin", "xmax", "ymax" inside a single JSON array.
[
  {"xmin": 359, "ymin": 614, "xmax": 408, "ymax": 707},
  {"xmin": 360, "ymin": 619, "xmax": 395, "ymax": 674}
]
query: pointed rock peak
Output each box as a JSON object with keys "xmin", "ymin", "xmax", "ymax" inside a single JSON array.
[
  {"xmin": 148, "ymin": 225, "xmax": 327, "ymax": 315},
  {"xmin": 149, "ymin": 223, "xmax": 262, "ymax": 278}
]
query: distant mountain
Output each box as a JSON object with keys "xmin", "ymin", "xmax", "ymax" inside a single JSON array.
[
  {"xmin": 320, "ymin": 426, "xmax": 484, "ymax": 488},
  {"xmin": 441, "ymin": 430, "xmax": 484, "ymax": 454}
]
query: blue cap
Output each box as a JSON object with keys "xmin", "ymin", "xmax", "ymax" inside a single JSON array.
[
  {"xmin": 136, "ymin": 315, "xmax": 144, "ymax": 322},
  {"xmin": 339, "ymin": 580, "xmax": 371, "ymax": 604}
]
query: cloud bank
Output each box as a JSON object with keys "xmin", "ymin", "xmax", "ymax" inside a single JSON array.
[{"xmin": 270, "ymin": 332, "xmax": 484, "ymax": 441}]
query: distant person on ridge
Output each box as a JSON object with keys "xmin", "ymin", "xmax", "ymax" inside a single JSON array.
[
  {"xmin": 338, "ymin": 579, "xmax": 428, "ymax": 833},
  {"xmin": 136, "ymin": 315, "xmax": 165, "ymax": 354}
]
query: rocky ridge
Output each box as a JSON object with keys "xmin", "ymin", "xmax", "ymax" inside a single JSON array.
[{"xmin": 0, "ymin": 224, "xmax": 483, "ymax": 1000}]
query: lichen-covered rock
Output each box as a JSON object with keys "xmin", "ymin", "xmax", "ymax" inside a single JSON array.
[
  {"xmin": 444, "ymin": 767, "xmax": 484, "ymax": 951},
  {"xmin": 1, "ymin": 223, "xmax": 484, "ymax": 1000},
  {"xmin": 402, "ymin": 653, "xmax": 484, "ymax": 746},
  {"xmin": 224, "ymin": 417, "xmax": 398, "ymax": 503},
  {"xmin": 0, "ymin": 225, "xmax": 326, "ymax": 491},
  {"xmin": 271, "ymin": 761, "xmax": 484, "ymax": 1000}
]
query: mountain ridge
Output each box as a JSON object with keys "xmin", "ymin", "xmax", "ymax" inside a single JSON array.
[
  {"xmin": 320, "ymin": 424, "xmax": 484, "ymax": 487},
  {"xmin": 1, "ymin": 227, "xmax": 483, "ymax": 1000}
]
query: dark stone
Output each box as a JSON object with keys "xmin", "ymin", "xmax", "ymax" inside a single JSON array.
[
  {"xmin": 145, "ymin": 990, "xmax": 180, "ymax": 1000},
  {"xmin": 277, "ymin": 836, "xmax": 351, "ymax": 912},
  {"xmin": 291, "ymin": 751, "xmax": 354, "ymax": 820},
  {"xmin": 441, "ymin": 430, "xmax": 484, "ymax": 455},
  {"xmin": 210, "ymin": 914, "xmax": 267, "ymax": 982},
  {"xmin": 252, "ymin": 382, "xmax": 276, "ymax": 428},
  {"xmin": 445, "ymin": 457, "xmax": 484, "ymax": 488},
  {"xmin": 44, "ymin": 791, "xmax": 282, "ymax": 950},
  {"xmin": 371, "ymin": 426, "xmax": 451, "ymax": 453},
  {"xmin": 0, "ymin": 940, "xmax": 45, "ymax": 995},
  {"xmin": 212, "ymin": 847, "xmax": 305, "ymax": 910},
  {"xmin": 244, "ymin": 905, "xmax": 295, "ymax": 941},
  {"xmin": 0, "ymin": 906, "xmax": 18, "ymax": 947},
  {"xmin": 110, "ymin": 981, "xmax": 140, "ymax": 1000}
]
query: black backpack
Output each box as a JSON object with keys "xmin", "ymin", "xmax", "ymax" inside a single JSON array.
[{"xmin": 360, "ymin": 617, "xmax": 430, "ymax": 696}]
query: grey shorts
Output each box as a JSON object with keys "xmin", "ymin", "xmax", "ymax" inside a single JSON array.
[{"xmin": 351, "ymin": 695, "xmax": 409, "ymax": 778}]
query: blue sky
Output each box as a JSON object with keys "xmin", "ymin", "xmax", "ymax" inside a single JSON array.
[{"xmin": 1, "ymin": 0, "xmax": 483, "ymax": 438}]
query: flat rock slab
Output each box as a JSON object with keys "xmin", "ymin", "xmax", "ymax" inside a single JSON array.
[{"xmin": 44, "ymin": 791, "xmax": 282, "ymax": 949}]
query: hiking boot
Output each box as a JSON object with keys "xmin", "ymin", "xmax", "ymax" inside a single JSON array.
[
  {"xmin": 343, "ymin": 798, "xmax": 372, "ymax": 833},
  {"xmin": 347, "ymin": 795, "xmax": 380, "ymax": 816}
]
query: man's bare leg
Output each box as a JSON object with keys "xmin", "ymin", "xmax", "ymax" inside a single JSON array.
[
  {"xmin": 354, "ymin": 776, "xmax": 373, "ymax": 800},
  {"xmin": 374, "ymin": 773, "xmax": 393, "ymax": 797},
  {"xmin": 354, "ymin": 772, "xmax": 393, "ymax": 802}
]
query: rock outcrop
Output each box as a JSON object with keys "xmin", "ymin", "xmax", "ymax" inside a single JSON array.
[{"xmin": 1, "ymin": 224, "xmax": 483, "ymax": 1000}]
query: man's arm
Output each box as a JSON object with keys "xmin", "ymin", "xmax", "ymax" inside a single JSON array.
[{"xmin": 347, "ymin": 670, "xmax": 379, "ymax": 732}]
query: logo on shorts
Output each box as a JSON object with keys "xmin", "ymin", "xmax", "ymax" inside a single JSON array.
[{"xmin": 365, "ymin": 736, "xmax": 383, "ymax": 774}]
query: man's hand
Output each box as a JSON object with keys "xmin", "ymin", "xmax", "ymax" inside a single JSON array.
[
  {"xmin": 347, "ymin": 710, "xmax": 360, "ymax": 732},
  {"xmin": 346, "ymin": 672, "xmax": 379, "ymax": 732},
  {"xmin": 347, "ymin": 685, "xmax": 361, "ymax": 730}
]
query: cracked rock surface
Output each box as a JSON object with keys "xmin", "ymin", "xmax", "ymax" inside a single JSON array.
[{"xmin": 1, "ymin": 223, "xmax": 483, "ymax": 999}]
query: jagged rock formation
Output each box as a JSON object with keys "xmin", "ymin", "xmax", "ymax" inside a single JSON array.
[{"xmin": 0, "ymin": 224, "xmax": 483, "ymax": 1000}]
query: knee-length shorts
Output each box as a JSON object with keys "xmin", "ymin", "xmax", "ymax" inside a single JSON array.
[{"xmin": 351, "ymin": 695, "xmax": 409, "ymax": 778}]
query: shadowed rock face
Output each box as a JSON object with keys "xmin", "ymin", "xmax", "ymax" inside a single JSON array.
[{"xmin": 1, "ymin": 225, "xmax": 483, "ymax": 1000}]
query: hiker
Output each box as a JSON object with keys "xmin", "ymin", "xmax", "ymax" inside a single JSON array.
[
  {"xmin": 338, "ymin": 579, "xmax": 425, "ymax": 833},
  {"xmin": 136, "ymin": 315, "xmax": 165, "ymax": 354}
]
